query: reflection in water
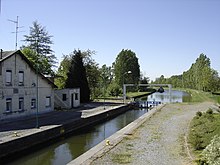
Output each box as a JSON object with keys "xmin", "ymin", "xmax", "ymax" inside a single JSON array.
[
  {"xmin": 138, "ymin": 90, "xmax": 191, "ymax": 103},
  {"xmin": 8, "ymin": 90, "xmax": 191, "ymax": 165}
]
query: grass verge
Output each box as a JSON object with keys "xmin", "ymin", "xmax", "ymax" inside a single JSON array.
[{"xmin": 188, "ymin": 109, "xmax": 220, "ymax": 164}]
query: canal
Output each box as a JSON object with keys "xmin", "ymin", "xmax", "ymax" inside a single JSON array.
[{"xmin": 7, "ymin": 90, "xmax": 191, "ymax": 165}]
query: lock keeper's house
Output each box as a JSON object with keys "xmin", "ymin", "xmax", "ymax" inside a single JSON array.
[{"xmin": 0, "ymin": 50, "xmax": 56, "ymax": 120}]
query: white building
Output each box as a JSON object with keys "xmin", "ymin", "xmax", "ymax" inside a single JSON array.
[
  {"xmin": 0, "ymin": 50, "xmax": 56, "ymax": 120},
  {"xmin": 54, "ymin": 88, "xmax": 80, "ymax": 109}
]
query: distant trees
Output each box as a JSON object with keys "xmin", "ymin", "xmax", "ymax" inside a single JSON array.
[
  {"xmin": 22, "ymin": 21, "xmax": 57, "ymax": 75},
  {"xmin": 153, "ymin": 53, "xmax": 220, "ymax": 92}
]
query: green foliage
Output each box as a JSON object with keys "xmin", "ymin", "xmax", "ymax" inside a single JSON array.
[
  {"xmin": 81, "ymin": 50, "xmax": 100, "ymax": 99},
  {"xmin": 55, "ymin": 49, "xmax": 100, "ymax": 100},
  {"xmin": 153, "ymin": 54, "xmax": 220, "ymax": 92},
  {"xmin": 201, "ymin": 135, "xmax": 220, "ymax": 165},
  {"xmin": 107, "ymin": 81, "xmax": 122, "ymax": 97},
  {"xmin": 113, "ymin": 49, "xmax": 140, "ymax": 89},
  {"xmin": 22, "ymin": 21, "xmax": 57, "ymax": 75},
  {"xmin": 196, "ymin": 111, "xmax": 203, "ymax": 117},
  {"xmin": 65, "ymin": 50, "xmax": 90, "ymax": 103},
  {"xmin": 206, "ymin": 109, "xmax": 213, "ymax": 115},
  {"xmin": 189, "ymin": 111, "xmax": 220, "ymax": 151},
  {"xmin": 139, "ymin": 74, "xmax": 150, "ymax": 92},
  {"xmin": 54, "ymin": 54, "xmax": 71, "ymax": 89}
]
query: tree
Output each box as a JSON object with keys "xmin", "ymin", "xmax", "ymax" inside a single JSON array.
[
  {"xmin": 22, "ymin": 21, "xmax": 57, "ymax": 75},
  {"xmin": 65, "ymin": 50, "xmax": 90, "ymax": 103},
  {"xmin": 156, "ymin": 53, "xmax": 220, "ymax": 92},
  {"xmin": 139, "ymin": 73, "xmax": 150, "ymax": 92},
  {"xmin": 54, "ymin": 54, "xmax": 72, "ymax": 89},
  {"xmin": 81, "ymin": 50, "xmax": 100, "ymax": 99},
  {"xmin": 113, "ymin": 49, "xmax": 140, "ymax": 89},
  {"xmin": 100, "ymin": 65, "xmax": 113, "ymax": 88}
]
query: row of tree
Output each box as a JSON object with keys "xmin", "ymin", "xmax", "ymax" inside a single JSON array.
[
  {"xmin": 154, "ymin": 54, "xmax": 220, "ymax": 92},
  {"xmin": 20, "ymin": 21, "xmax": 145, "ymax": 102},
  {"xmin": 55, "ymin": 49, "xmax": 143, "ymax": 102}
]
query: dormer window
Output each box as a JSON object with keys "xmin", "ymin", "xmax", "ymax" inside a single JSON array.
[
  {"xmin": 18, "ymin": 71, "xmax": 24, "ymax": 86},
  {"xmin": 6, "ymin": 70, "xmax": 12, "ymax": 86}
]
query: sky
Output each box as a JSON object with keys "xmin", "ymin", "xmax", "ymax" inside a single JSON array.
[{"xmin": 0, "ymin": 0, "xmax": 220, "ymax": 81}]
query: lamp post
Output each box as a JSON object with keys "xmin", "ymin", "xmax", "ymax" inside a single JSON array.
[{"xmin": 123, "ymin": 71, "xmax": 132, "ymax": 104}]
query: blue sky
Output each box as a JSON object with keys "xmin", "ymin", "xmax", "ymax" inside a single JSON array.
[{"xmin": 0, "ymin": 0, "xmax": 220, "ymax": 81}]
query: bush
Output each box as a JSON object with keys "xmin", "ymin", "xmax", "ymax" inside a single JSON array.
[
  {"xmin": 206, "ymin": 109, "xmax": 213, "ymax": 115},
  {"xmin": 189, "ymin": 112, "xmax": 220, "ymax": 151},
  {"xmin": 107, "ymin": 82, "xmax": 122, "ymax": 97},
  {"xmin": 201, "ymin": 135, "xmax": 220, "ymax": 165},
  {"xmin": 196, "ymin": 111, "xmax": 203, "ymax": 117}
]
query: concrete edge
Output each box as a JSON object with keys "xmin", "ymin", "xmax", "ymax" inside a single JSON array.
[{"xmin": 67, "ymin": 104, "xmax": 166, "ymax": 165}]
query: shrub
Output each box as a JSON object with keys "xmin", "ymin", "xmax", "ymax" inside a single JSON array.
[
  {"xmin": 189, "ymin": 112, "xmax": 220, "ymax": 151},
  {"xmin": 206, "ymin": 109, "xmax": 213, "ymax": 115},
  {"xmin": 201, "ymin": 135, "xmax": 220, "ymax": 165},
  {"xmin": 196, "ymin": 111, "xmax": 203, "ymax": 117}
]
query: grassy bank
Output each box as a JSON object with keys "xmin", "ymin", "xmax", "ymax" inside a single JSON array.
[
  {"xmin": 184, "ymin": 89, "xmax": 220, "ymax": 164},
  {"xmin": 188, "ymin": 109, "xmax": 220, "ymax": 164},
  {"xmin": 174, "ymin": 88, "xmax": 220, "ymax": 103},
  {"xmin": 127, "ymin": 91, "xmax": 155, "ymax": 99}
]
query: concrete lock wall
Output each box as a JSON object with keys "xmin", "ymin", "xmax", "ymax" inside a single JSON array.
[{"xmin": 0, "ymin": 105, "xmax": 130, "ymax": 161}]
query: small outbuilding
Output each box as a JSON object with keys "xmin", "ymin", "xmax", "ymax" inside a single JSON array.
[{"xmin": 54, "ymin": 88, "xmax": 80, "ymax": 109}]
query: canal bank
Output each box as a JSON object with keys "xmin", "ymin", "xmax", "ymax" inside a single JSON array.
[
  {"xmin": 0, "ymin": 103, "xmax": 129, "ymax": 163},
  {"xmin": 68, "ymin": 103, "xmax": 166, "ymax": 165}
]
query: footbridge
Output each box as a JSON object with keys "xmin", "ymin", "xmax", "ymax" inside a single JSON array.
[{"xmin": 123, "ymin": 84, "xmax": 172, "ymax": 103}]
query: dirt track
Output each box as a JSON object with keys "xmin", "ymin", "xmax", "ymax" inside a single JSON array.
[{"xmin": 91, "ymin": 102, "xmax": 214, "ymax": 165}]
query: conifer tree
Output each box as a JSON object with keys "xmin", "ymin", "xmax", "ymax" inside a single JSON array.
[
  {"xmin": 22, "ymin": 21, "xmax": 57, "ymax": 75},
  {"xmin": 65, "ymin": 50, "xmax": 90, "ymax": 102}
]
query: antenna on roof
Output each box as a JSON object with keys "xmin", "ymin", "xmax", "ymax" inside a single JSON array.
[{"xmin": 8, "ymin": 16, "xmax": 24, "ymax": 50}]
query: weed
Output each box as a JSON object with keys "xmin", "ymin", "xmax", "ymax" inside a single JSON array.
[{"xmin": 112, "ymin": 153, "xmax": 132, "ymax": 164}]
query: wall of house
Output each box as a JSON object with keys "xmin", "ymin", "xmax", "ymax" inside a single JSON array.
[{"xmin": 0, "ymin": 53, "xmax": 54, "ymax": 120}]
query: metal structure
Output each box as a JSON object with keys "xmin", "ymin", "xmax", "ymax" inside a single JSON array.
[
  {"xmin": 123, "ymin": 84, "xmax": 172, "ymax": 104},
  {"xmin": 8, "ymin": 16, "xmax": 24, "ymax": 50}
]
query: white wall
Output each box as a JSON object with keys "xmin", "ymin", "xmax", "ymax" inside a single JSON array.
[
  {"xmin": 0, "ymin": 53, "xmax": 54, "ymax": 120},
  {"xmin": 55, "ymin": 88, "xmax": 80, "ymax": 109}
]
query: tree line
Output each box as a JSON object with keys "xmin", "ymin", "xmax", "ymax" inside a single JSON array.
[
  {"xmin": 154, "ymin": 54, "xmax": 220, "ymax": 92},
  {"xmin": 20, "ymin": 21, "xmax": 145, "ymax": 102}
]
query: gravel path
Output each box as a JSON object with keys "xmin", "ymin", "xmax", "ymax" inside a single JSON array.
[{"xmin": 91, "ymin": 102, "xmax": 214, "ymax": 165}]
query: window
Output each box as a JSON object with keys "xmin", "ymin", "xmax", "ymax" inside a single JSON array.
[
  {"xmin": 18, "ymin": 71, "xmax": 24, "ymax": 86},
  {"xmin": 62, "ymin": 94, "xmax": 67, "ymax": 101},
  {"xmin": 6, "ymin": 70, "xmax": 12, "ymax": 85},
  {"xmin": 6, "ymin": 98, "xmax": 12, "ymax": 112},
  {"xmin": 45, "ymin": 96, "xmax": 51, "ymax": 107},
  {"xmin": 31, "ymin": 99, "xmax": 36, "ymax": 109},
  {"xmin": 75, "ymin": 93, "xmax": 78, "ymax": 100},
  {"xmin": 19, "ymin": 98, "xmax": 24, "ymax": 111}
]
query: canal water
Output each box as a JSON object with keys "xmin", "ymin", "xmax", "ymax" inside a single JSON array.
[
  {"xmin": 7, "ymin": 90, "xmax": 191, "ymax": 165},
  {"xmin": 138, "ymin": 89, "xmax": 192, "ymax": 103}
]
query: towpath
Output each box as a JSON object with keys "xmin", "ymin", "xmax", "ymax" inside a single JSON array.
[{"xmin": 91, "ymin": 102, "xmax": 214, "ymax": 165}]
